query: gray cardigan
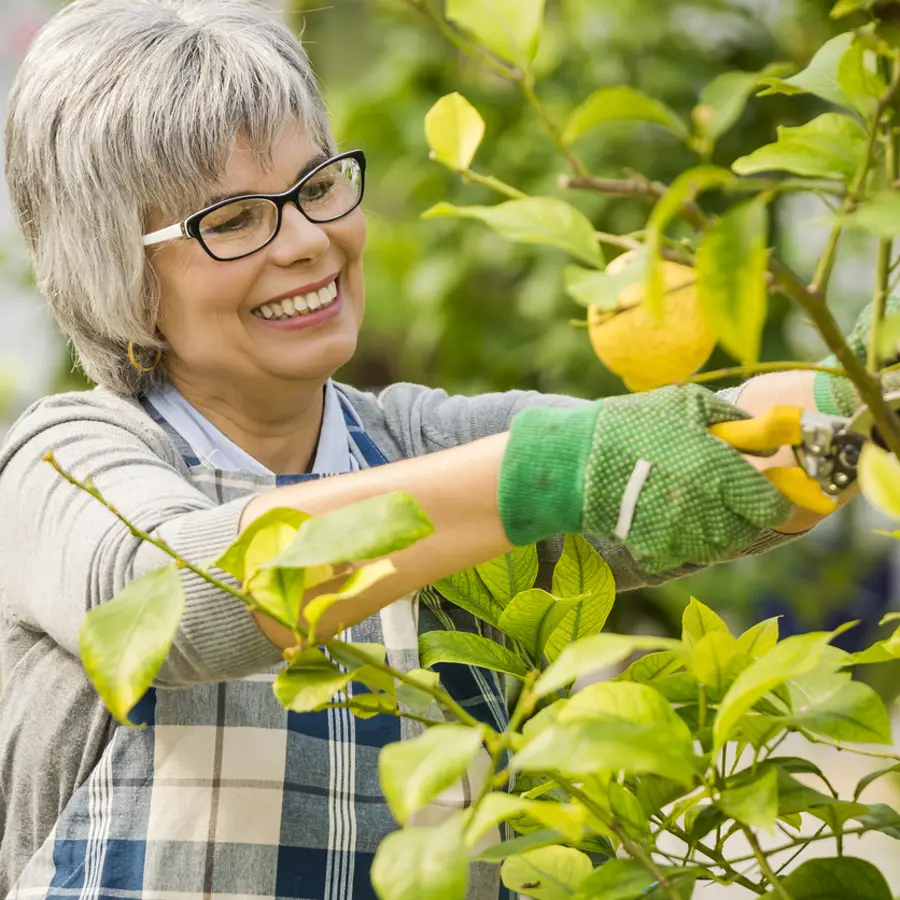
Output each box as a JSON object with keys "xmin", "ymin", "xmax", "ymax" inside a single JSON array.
[{"xmin": 0, "ymin": 380, "xmax": 788, "ymax": 893}]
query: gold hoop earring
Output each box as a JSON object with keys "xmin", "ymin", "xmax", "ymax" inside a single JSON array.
[{"xmin": 127, "ymin": 342, "xmax": 162, "ymax": 373}]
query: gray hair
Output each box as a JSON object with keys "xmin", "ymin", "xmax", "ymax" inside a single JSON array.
[{"xmin": 4, "ymin": 0, "xmax": 335, "ymax": 394}]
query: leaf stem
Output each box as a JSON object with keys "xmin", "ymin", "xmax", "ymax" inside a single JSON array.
[
  {"xmin": 743, "ymin": 828, "xmax": 793, "ymax": 900},
  {"xmin": 461, "ymin": 168, "xmax": 528, "ymax": 200},
  {"xmin": 687, "ymin": 360, "xmax": 847, "ymax": 385},
  {"xmin": 518, "ymin": 74, "xmax": 586, "ymax": 176},
  {"xmin": 560, "ymin": 174, "xmax": 844, "ymax": 198},
  {"xmin": 797, "ymin": 727, "xmax": 900, "ymax": 762}
]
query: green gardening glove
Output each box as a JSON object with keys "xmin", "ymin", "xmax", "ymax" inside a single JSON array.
[
  {"xmin": 814, "ymin": 295, "xmax": 900, "ymax": 417},
  {"xmin": 498, "ymin": 384, "xmax": 793, "ymax": 573}
]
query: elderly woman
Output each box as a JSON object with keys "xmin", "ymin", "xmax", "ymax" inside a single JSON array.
[{"xmin": 0, "ymin": 0, "xmax": 872, "ymax": 898}]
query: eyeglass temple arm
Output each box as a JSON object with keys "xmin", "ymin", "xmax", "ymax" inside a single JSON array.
[{"xmin": 142, "ymin": 222, "xmax": 186, "ymax": 247}]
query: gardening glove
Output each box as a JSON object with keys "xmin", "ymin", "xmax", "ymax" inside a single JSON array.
[
  {"xmin": 814, "ymin": 295, "xmax": 900, "ymax": 417},
  {"xmin": 498, "ymin": 383, "xmax": 793, "ymax": 574}
]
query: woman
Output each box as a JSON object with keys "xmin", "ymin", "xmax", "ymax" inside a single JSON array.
[{"xmin": 0, "ymin": 1, "xmax": 862, "ymax": 898}]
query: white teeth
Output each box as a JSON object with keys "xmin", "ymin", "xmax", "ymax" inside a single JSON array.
[
  {"xmin": 253, "ymin": 279, "xmax": 338, "ymax": 319},
  {"xmin": 307, "ymin": 292, "xmax": 321, "ymax": 311},
  {"xmin": 293, "ymin": 295, "xmax": 308, "ymax": 314},
  {"xmin": 260, "ymin": 305, "xmax": 273, "ymax": 319},
  {"xmin": 317, "ymin": 287, "xmax": 331, "ymax": 306},
  {"xmin": 280, "ymin": 298, "xmax": 294, "ymax": 316}
]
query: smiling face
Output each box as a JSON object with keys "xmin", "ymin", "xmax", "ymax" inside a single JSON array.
[{"xmin": 147, "ymin": 121, "xmax": 366, "ymax": 398}]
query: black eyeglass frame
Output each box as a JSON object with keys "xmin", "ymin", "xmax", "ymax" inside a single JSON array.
[{"xmin": 143, "ymin": 149, "xmax": 367, "ymax": 262}]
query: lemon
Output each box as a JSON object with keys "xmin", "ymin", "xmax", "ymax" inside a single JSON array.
[{"xmin": 587, "ymin": 250, "xmax": 717, "ymax": 392}]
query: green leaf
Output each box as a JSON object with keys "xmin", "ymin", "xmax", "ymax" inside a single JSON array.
[
  {"xmin": 854, "ymin": 764, "xmax": 900, "ymax": 801},
  {"xmin": 735, "ymin": 617, "xmax": 780, "ymax": 657},
  {"xmin": 564, "ymin": 249, "xmax": 647, "ymax": 311},
  {"xmin": 419, "ymin": 630, "xmax": 530, "ymax": 679},
  {"xmin": 778, "ymin": 857, "xmax": 892, "ymax": 900},
  {"xmin": 713, "ymin": 631, "xmax": 838, "ymax": 750},
  {"xmin": 379, "ymin": 723, "xmax": 484, "ymax": 824},
  {"xmin": 473, "ymin": 829, "xmax": 566, "ymax": 862},
  {"xmin": 302, "ymin": 559, "xmax": 397, "ymax": 632},
  {"xmin": 842, "ymin": 192, "xmax": 900, "ymax": 239},
  {"xmin": 732, "ymin": 113, "xmax": 867, "ymax": 181},
  {"xmin": 264, "ymin": 492, "xmax": 434, "ymax": 569},
  {"xmin": 79, "ymin": 565, "xmax": 185, "ymax": 726},
  {"xmin": 396, "ymin": 668, "xmax": 441, "ymax": 715},
  {"xmin": 690, "ymin": 631, "xmax": 738, "ymax": 696},
  {"xmin": 859, "ymin": 443, "xmax": 900, "ymax": 518},
  {"xmin": 467, "ymin": 794, "xmax": 586, "ymax": 845},
  {"xmin": 573, "ymin": 859, "xmax": 655, "ymax": 900},
  {"xmin": 757, "ymin": 33, "xmax": 855, "ymax": 110},
  {"xmin": 425, "ymin": 92, "xmax": 485, "ymax": 171},
  {"xmin": 682, "ymin": 597, "xmax": 731, "ymax": 649},
  {"xmin": 777, "ymin": 769, "xmax": 868, "ymax": 827},
  {"xmin": 853, "ymin": 802, "xmax": 900, "ymax": 839},
  {"xmin": 434, "ymin": 567, "xmax": 505, "ymax": 625},
  {"xmin": 832, "ymin": 0, "xmax": 875, "ymax": 17},
  {"xmin": 608, "ymin": 782, "xmax": 651, "ymax": 842},
  {"xmin": 475, "ymin": 544, "xmax": 539, "ymax": 604},
  {"xmin": 837, "ymin": 37, "xmax": 887, "ymax": 119},
  {"xmin": 497, "ymin": 589, "xmax": 582, "ymax": 658},
  {"xmin": 644, "ymin": 166, "xmax": 734, "ymax": 317},
  {"xmin": 423, "ymin": 198, "xmax": 604, "ymax": 268},
  {"xmin": 617, "ymin": 650, "xmax": 684, "ymax": 684},
  {"xmin": 245, "ymin": 565, "xmax": 306, "ymax": 628},
  {"xmin": 692, "ymin": 64, "xmax": 794, "ymax": 147},
  {"xmin": 273, "ymin": 652, "xmax": 354, "ymax": 713},
  {"xmin": 785, "ymin": 678, "xmax": 893, "ymax": 744},
  {"xmin": 563, "ymin": 86, "xmax": 689, "ymax": 145},
  {"xmin": 544, "ymin": 534, "xmax": 616, "ymax": 663},
  {"xmin": 216, "ymin": 507, "xmax": 309, "ymax": 582},
  {"xmin": 716, "ymin": 767, "xmax": 778, "ymax": 831},
  {"xmin": 445, "ymin": 0, "xmax": 545, "ymax": 69},
  {"xmin": 500, "ymin": 846, "xmax": 593, "ymax": 900},
  {"xmin": 534, "ymin": 634, "xmax": 682, "ymax": 697},
  {"xmin": 371, "ymin": 815, "xmax": 468, "ymax": 900},
  {"xmin": 696, "ymin": 198, "xmax": 769, "ymax": 365}
]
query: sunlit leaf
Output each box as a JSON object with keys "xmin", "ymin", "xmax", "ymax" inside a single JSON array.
[
  {"xmin": 690, "ymin": 631, "xmax": 739, "ymax": 696},
  {"xmin": 735, "ymin": 617, "xmax": 780, "ymax": 657},
  {"xmin": 757, "ymin": 33, "xmax": 855, "ymax": 110},
  {"xmin": 419, "ymin": 630, "xmax": 530, "ymax": 679},
  {"xmin": 608, "ymin": 782, "xmax": 651, "ymax": 841},
  {"xmin": 425, "ymin": 92, "xmax": 486, "ymax": 171},
  {"xmin": 434, "ymin": 566, "xmax": 505, "ymax": 625},
  {"xmin": 859, "ymin": 443, "xmax": 900, "ymax": 518},
  {"xmin": 837, "ymin": 37, "xmax": 886, "ymax": 119},
  {"xmin": 476, "ymin": 544, "xmax": 539, "ymax": 604},
  {"xmin": 473, "ymin": 829, "xmax": 566, "ymax": 862},
  {"xmin": 563, "ymin": 86, "xmax": 689, "ymax": 145},
  {"xmin": 265, "ymin": 492, "xmax": 433, "ymax": 569},
  {"xmin": 467, "ymin": 794, "xmax": 587, "ymax": 845},
  {"xmin": 379, "ymin": 723, "xmax": 484, "ymax": 824},
  {"xmin": 732, "ymin": 113, "xmax": 866, "ymax": 181},
  {"xmin": 696, "ymin": 197, "xmax": 769, "ymax": 365},
  {"xmin": 273, "ymin": 650, "xmax": 354, "ymax": 713},
  {"xmin": 445, "ymin": 0, "xmax": 545, "ymax": 69},
  {"xmin": 423, "ymin": 198, "xmax": 604, "ymax": 268},
  {"xmin": 371, "ymin": 814, "xmax": 468, "ymax": 900},
  {"xmin": 534, "ymin": 633, "xmax": 681, "ymax": 697},
  {"xmin": 777, "ymin": 769, "xmax": 868, "ymax": 829},
  {"xmin": 681, "ymin": 596, "xmax": 730, "ymax": 649},
  {"xmin": 785, "ymin": 678, "xmax": 892, "ymax": 744},
  {"xmin": 302, "ymin": 559, "xmax": 397, "ymax": 632},
  {"xmin": 497, "ymin": 589, "xmax": 582, "ymax": 657},
  {"xmin": 79, "ymin": 565, "xmax": 185, "ymax": 726},
  {"xmin": 217, "ymin": 507, "xmax": 309, "ymax": 582},
  {"xmin": 616, "ymin": 650, "xmax": 684, "ymax": 684},
  {"xmin": 717, "ymin": 767, "xmax": 778, "ymax": 832},
  {"xmin": 778, "ymin": 857, "xmax": 892, "ymax": 900},
  {"xmin": 842, "ymin": 192, "xmax": 900, "ymax": 238},
  {"xmin": 396, "ymin": 668, "xmax": 441, "ymax": 714},
  {"xmin": 501, "ymin": 846, "xmax": 593, "ymax": 900},
  {"xmin": 572, "ymin": 859, "xmax": 656, "ymax": 900},
  {"xmin": 564, "ymin": 249, "xmax": 647, "ymax": 311},
  {"xmin": 831, "ymin": 0, "xmax": 876, "ymax": 17}
]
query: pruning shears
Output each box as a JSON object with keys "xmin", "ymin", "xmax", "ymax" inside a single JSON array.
[{"xmin": 709, "ymin": 392, "xmax": 900, "ymax": 516}]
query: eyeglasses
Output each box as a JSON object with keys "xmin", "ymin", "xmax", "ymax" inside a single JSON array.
[{"xmin": 142, "ymin": 149, "xmax": 366, "ymax": 262}]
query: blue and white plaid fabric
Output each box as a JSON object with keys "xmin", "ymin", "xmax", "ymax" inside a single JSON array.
[{"xmin": 9, "ymin": 387, "xmax": 510, "ymax": 900}]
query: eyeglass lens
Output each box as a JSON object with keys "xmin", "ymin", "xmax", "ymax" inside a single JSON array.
[{"xmin": 197, "ymin": 156, "xmax": 363, "ymax": 260}]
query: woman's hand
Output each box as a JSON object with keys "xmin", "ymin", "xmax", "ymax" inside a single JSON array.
[{"xmin": 498, "ymin": 384, "xmax": 793, "ymax": 573}]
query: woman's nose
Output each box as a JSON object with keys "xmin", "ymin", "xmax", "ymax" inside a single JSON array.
[{"xmin": 270, "ymin": 201, "xmax": 330, "ymax": 264}]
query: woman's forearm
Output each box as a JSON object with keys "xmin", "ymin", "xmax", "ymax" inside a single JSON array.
[{"xmin": 241, "ymin": 433, "xmax": 514, "ymax": 647}]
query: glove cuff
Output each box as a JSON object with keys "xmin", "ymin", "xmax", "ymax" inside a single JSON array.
[
  {"xmin": 814, "ymin": 356, "xmax": 857, "ymax": 417},
  {"xmin": 498, "ymin": 402, "xmax": 603, "ymax": 546}
]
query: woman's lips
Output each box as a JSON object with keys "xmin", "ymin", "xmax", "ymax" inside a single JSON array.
[{"xmin": 253, "ymin": 279, "xmax": 343, "ymax": 331}]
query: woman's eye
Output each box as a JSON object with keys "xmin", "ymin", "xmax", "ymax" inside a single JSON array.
[
  {"xmin": 300, "ymin": 180, "xmax": 334, "ymax": 202},
  {"xmin": 208, "ymin": 209, "xmax": 254, "ymax": 233}
]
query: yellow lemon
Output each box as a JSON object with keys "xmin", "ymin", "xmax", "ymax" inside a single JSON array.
[{"xmin": 587, "ymin": 251, "xmax": 717, "ymax": 392}]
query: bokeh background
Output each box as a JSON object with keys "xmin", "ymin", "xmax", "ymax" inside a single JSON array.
[{"xmin": 2, "ymin": 0, "xmax": 900, "ymax": 891}]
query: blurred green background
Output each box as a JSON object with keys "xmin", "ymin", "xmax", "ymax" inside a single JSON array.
[{"xmin": 4, "ymin": 0, "xmax": 900, "ymax": 667}]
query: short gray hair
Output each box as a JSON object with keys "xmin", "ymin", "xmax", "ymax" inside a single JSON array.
[{"xmin": 4, "ymin": 0, "xmax": 335, "ymax": 394}]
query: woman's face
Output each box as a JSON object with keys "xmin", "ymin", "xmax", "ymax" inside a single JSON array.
[{"xmin": 148, "ymin": 123, "xmax": 366, "ymax": 393}]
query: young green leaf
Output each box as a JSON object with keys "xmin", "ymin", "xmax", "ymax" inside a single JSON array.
[
  {"xmin": 831, "ymin": 0, "xmax": 875, "ymax": 17},
  {"xmin": 395, "ymin": 668, "xmax": 441, "ymax": 715},
  {"xmin": 776, "ymin": 769, "xmax": 868, "ymax": 828},
  {"xmin": 302, "ymin": 559, "xmax": 397, "ymax": 633},
  {"xmin": 423, "ymin": 198, "xmax": 604, "ymax": 268},
  {"xmin": 434, "ymin": 566, "xmax": 505, "ymax": 625},
  {"xmin": 716, "ymin": 767, "xmax": 778, "ymax": 832},
  {"xmin": 713, "ymin": 631, "xmax": 837, "ymax": 750},
  {"xmin": 473, "ymin": 829, "xmax": 566, "ymax": 863},
  {"xmin": 777, "ymin": 857, "xmax": 892, "ymax": 900},
  {"xmin": 564, "ymin": 249, "xmax": 647, "ymax": 311},
  {"xmin": 690, "ymin": 631, "xmax": 739, "ymax": 696},
  {"xmin": 681, "ymin": 597, "xmax": 731, "ymax": 649},
  {"xmin": 425, "ymin": 92, "xmax": 486, "ymax": 171},
  {"xmin": 842, "ymin": 192, "xmax": 900, "ymax": 239},
  {"xmin": 616, "ymin": 650, "xmax": 684, "ymax": 684},
  {"xmin": 608, "ymin": 782, "xmax": 651, "ymax": 842},
  {"xmin": 79, "ymin": 565, "xmax": 185, "ymax": 725},
  {"xmin": 500, "ymin": 846, "xmax": 593, "ymax": 900},
  {"xmin": 534, "ymin": 633, "xmax": 681, "ymax": 697},
  {"xmin": 467, "ymin": 794, "xmax": 587, "ymax": 845},
  {"xmin": 475, "ymin": 544, "xmax": 539, "ymax": 604},
  {"xmin": 419, "ymin": 630, "xmax": 530, "ymax": 679},
  {"xmin": 757, "ymin": 33, "xmax": 855, "ymax": 109},
  {"xmin": 445, "ymin": 0, "xmax": 545, "ymax": 69},
  {"xmin": 264, "ymin": 492, "xmax": 433, "ymax": 569},
  {"xmin": 855, "ymin": 764, "xmax": 900, "ymax": 801},
  {"xmin": 785, "ymin": 677, "xmax": 892, "ymax": 744},
  {"xmin": 735, "ymin": 617, "xmax": 780, "ymax": 657},
  {"xmin": 371, "ymin": 815, "xmax": 468, "ymax": 900},
  {"xmin": 216, "ymin": 507, "xmax": 309, "ymax": 582},
  {"xmin": 379, "ymin": 723, "xmax": 485, "ymax": 824},
  {"xmin": 859, "ymin": 443, "xmax": 900, "ymax": 518},
  {"xmin": 497, "ymin": 589, "xmax": 582, "ymax": 658},
  {"xmin": 854, "ymin": 803, "xmax": 900, "ymax": 840},
  {"xmin": 837, "ymin": 37, "xmax": 886, "ymax": 120},
  {"xmin": 572, "ymin": 859, "xmax": 656, "ymax": 900},
  {"xmin": 696, "ymin": 197, "xmax": 769, "ymax": 365},
  {"xmin": 273, "ymin": 653, "xmax": 354, "ymax": 713},
  {"xmin": 732, "ymin": 113, "xmax": 867, "ymax": 181},
  {"xmin": 563, "ymin": 86, "xmax": 689, "ymax": 145}
]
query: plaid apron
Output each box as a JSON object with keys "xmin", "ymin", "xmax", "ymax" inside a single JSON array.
[{"xmin": 10, "ymin": 388, "xmax": 509, "ymax": 900}]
